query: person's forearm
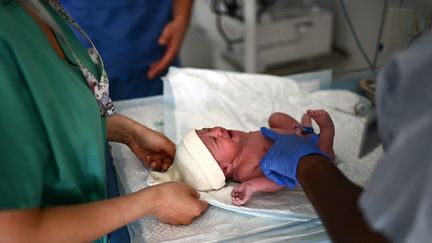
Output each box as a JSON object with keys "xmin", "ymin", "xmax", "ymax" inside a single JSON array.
[
  {"xmin": 0, "ymin": 188, "xmax": 157, "ymax": 243},
  {"xmin": 297, "ymin": 155, "xmax": 387, "ymax": 243},
  {"xmin": 106, "ymin": 114, "xmax": 144, "ymax": 144},
  {"xmin": 173, "ymin": 0, "xmax": 193, "ymax": 24}
]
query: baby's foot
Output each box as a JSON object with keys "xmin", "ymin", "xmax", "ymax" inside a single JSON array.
[
  {"xmin": 307, "ymin": 109, "xmax": 335, "ymax": 132},
  {"xmin": 307, "ymin": 109, "xmax": 335, "ymax": 160}
]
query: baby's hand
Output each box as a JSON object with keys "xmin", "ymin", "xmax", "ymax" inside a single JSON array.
[{"xmin": 231, "ymin": 182, "xmax": 254, "ymax": 205}]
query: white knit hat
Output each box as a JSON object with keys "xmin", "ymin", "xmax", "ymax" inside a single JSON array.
[{"xmin": 148, "ymin": 129, "xmax": 226, "ymax": 191}]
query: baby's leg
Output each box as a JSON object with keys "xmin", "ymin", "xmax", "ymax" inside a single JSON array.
[
  {"xmin": 307, "ymin": 109, "xmax": 335, "ymax": 160},
  {"xmin": 268, "ymin": 112, "xmax": 300, "ymax": 130}
]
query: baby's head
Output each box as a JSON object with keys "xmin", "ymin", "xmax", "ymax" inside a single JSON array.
[
  {"xmin": 173, "ymin": 127, "xmax": 242, "ymax": 191},
  {"xmin": 195, "ymin": 127, "xmax": 243, "ymax": 178},
  {"xmin": 172, "ymin": 129, "xmax": 225, "ymax": 191}
]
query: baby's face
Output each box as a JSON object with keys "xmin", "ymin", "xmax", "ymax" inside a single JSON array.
[{"xmin": 196, "ymin": 127, "xmax": 242, "ymax": 176}]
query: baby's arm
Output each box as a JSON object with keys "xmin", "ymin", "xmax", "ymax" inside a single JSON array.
[{"xmin": 231, "ymin": 176, "xmax": 284, "ymax": 205}]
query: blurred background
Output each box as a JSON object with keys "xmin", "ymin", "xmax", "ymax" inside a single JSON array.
[{"xmin": 180, "ymin": 0, "xmax": 432, "ymax": 80}]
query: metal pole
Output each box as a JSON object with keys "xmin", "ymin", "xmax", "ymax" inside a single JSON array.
[{"xmin": 244, "ymin": 0, "xmax": 257, "ymax": 73}]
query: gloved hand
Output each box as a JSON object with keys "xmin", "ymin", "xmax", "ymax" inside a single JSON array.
[{"xmin": 260, "ymin": 127, "xmax": 328, "ymax": 189}]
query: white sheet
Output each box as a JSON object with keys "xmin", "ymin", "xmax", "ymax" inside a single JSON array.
[{"xmin": 111, "ymin": 68, "xmax": 382, "ymax": 242}]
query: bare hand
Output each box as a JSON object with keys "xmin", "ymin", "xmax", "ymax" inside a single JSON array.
[
  {"xmin": 231, "ymin": 183, "xmax": 254, "ymax": 206},
  {"xmin": 147, "ymin": 18, "xmax": 188, "ymax": 80},
  {"xmin": 107, "ymin": 115, "xmax": 176, "ymax": 171},
  {"xmin": 150, "ymin": 182, "xmax": 208, "ymax": 225},
  {"xmin": 129, "ymin": 126, "xmax": 175, "ymax": 171}
]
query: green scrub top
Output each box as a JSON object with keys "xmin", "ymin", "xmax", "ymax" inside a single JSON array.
[{"xmin": 0, "ymin": 1, "xmax": 107, "ymax": 213}]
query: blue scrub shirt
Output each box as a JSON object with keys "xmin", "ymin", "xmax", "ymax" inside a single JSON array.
[{"xmin": 61, "ymin": 0, "xmax": 180, "ymax": 100}]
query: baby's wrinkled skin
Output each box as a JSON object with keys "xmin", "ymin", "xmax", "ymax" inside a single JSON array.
[{"xmin": 196, "ymin": 109, "xmax": 335, "ymax": 205}]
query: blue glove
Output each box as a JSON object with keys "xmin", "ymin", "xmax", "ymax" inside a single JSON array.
[{"xmin": 259, "ymin": 127, "xmax": 328, "ymax": 189}]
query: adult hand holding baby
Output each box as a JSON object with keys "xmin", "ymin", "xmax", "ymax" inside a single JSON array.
[
  {"xmin": 259, "ymin": 127, "xmax": 328, "ymax": 189},
  {"xmin": 128, "ymin": 127, "xmax": 175, "ymax": 172},
  {"xmin": 107, "ymin": 114, "xmax": 175, "ymax": 171}
]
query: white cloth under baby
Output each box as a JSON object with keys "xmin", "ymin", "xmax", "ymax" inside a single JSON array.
[
  {"xmin": 149, "ymin": 171, "xmax": 316, "ymax": 220},
  {"xmin": 200, "ymin": 182, "xmax": 316, "ymax": 220}
]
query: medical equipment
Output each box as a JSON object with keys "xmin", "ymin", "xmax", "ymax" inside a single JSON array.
[
  {"xmin": 339, "ymin": 0, "xmax": 432, "ymax": 74},
  {"xmin": 358, "ymin": 112, "xmax": 381, "ymax": 158},
  {"xmin": 380, "ymin": 7, "xmax": 432, "ymax": 65},
  {"xmin": 110, "ymin": 68, "xmax": 382, "ymax": 242},
  {"xmin": 202, "ymin": 0, "xmax": 333, "ymax": 72}
]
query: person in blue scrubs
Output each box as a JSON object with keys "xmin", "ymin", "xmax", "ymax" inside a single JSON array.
[{"xmin": 61, "ymin": 0, "xmax": 193, "ymax": 100}]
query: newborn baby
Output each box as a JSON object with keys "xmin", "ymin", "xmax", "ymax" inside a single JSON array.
[
  {"xmin": 148, "ymin": 109, "xmax": 334, "ymax": 206},
  {"xmin": 197, "ymin": 109, "xmax": 335, "ymax": 205}
]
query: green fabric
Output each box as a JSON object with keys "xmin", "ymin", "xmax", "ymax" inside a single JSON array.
[
  {"xmin": 0, "ymin": 3, "xmax": 108, "ymax": 242},
  {"xmin": 0, "ymin": 1, "xmax": 107, "ymax": 213}
]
